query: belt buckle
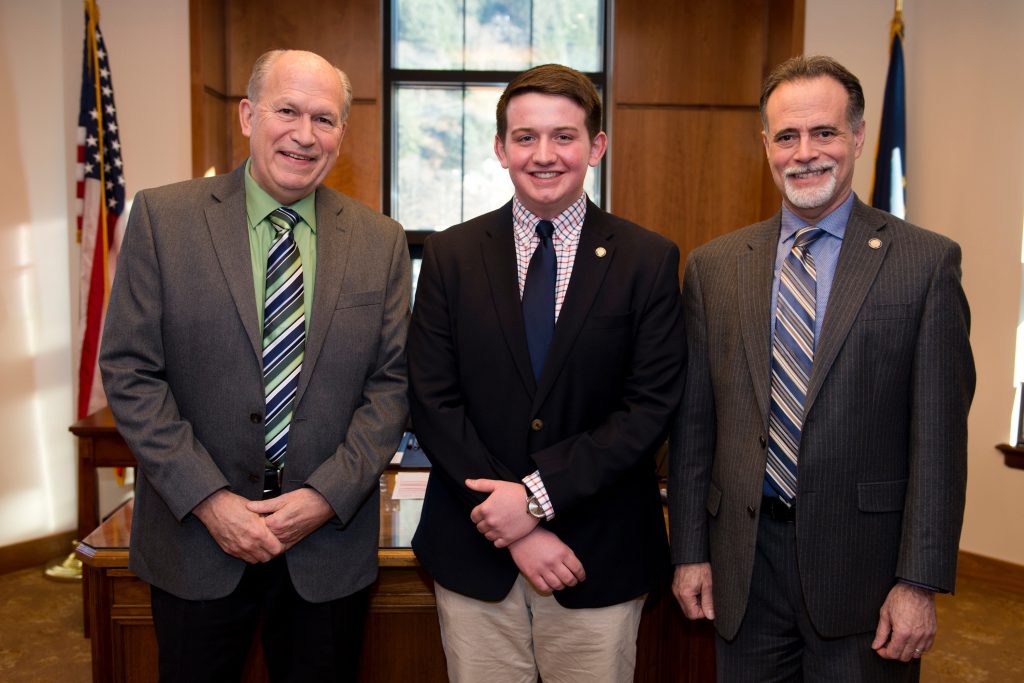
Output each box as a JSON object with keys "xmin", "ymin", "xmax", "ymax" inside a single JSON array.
[{"xmin": 264, "ymin": 467, "xmax": 283, "ymax": 496}]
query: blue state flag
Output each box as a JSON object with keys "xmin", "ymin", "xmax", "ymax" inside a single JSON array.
[{"xmin": 872, "ymin": 12, "xmax": 906, "ymax": 219}]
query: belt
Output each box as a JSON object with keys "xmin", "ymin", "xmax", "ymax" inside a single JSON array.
[
  {"xmin": 263, "ymin": 467, "xmax": 283, "ymax": 498},
  {"xmin": 760, "ymin": 496, "xmax": 796, "ymax": 523}
]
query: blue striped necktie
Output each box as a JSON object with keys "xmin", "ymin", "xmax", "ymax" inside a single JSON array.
[
  {"xmin": 263, "ymin": 207, "xmax": 304, "ymax": 470},
  {"xmin": 522, "ymin": 220, "xmax": 556, "ymax": 381},
  {"xmin": 766, "ymin": 226, "xmax": 824, "ymax": 506}
]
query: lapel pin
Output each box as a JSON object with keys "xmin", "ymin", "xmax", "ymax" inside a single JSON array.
[
  {"xmin": 595, "ymin": 247, "xmax": 607, "ymax": 258},
  {"xmin": 868, "ymin": 238, "xmax": 882, "ymax": 249}
]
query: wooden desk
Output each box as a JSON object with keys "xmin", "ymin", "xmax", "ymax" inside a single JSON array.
[
  {"xmin": 77, "ymin": 472, "xmax": 448, "ymax": 683},
  {"xmin": 72, "ymin": 422, "xmax": 715, "ymax": 681},
  {"xmin": 69, "ymin": 407, "xmax": 136, "ymax": 541}
]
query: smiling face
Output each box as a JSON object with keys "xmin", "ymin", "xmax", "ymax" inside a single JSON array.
[
  {"xmin": 239, "ymin": 51, "xmax": 347, "ymax": 205},
  {"xmin": 762, "ymin": 76, "xmax": 865, "ymax": 223},
  {"xmin": 494, "ymin": 92, "xmax": 607, "ymax": 219}
]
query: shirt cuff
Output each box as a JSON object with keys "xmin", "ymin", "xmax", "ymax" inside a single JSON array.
[
  {"xmin": 523, "ymin": 470, "xmax": 555, "ymax": 521},
  {"xmin": 897, "ymin": 578, "xmax": 943, "ymax": 593}
]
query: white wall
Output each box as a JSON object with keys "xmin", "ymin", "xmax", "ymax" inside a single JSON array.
[
  {"xmin": 806, "ymin": 0, "xmax": 1024, "ymax": 564},
  {"xmin": 0, "ymin": 0, "xmax": 190, "ymax": 548}
]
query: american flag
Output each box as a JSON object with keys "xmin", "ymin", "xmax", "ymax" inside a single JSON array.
[{"xmin": 76, "ymin": 0, "xmax": 127, "ymax": 420}]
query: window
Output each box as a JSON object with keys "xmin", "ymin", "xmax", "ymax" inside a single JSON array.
[{"xmin": 384, "ymin": 0, "xmax": 608, "ymax": 235}]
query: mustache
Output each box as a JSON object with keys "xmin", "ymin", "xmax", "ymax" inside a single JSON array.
[{"xmin": 784, "ymin": 162, "xmax": 837, "ymax": 178}]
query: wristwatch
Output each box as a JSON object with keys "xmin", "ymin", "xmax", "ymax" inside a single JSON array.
[{"xmin": 527, "ymin": 495, "xmax": 546, "ymax": 519}]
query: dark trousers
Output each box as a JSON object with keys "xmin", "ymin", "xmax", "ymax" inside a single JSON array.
[
  {"xmin": 716, "ymin": 514, "xmax": 920, "ymax": 683},
  {"xmin": 150, "ymin": 556, "xmax": 370, "ymax": 683}
]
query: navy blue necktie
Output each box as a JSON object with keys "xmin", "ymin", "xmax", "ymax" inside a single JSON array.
[{"xmin": 522, "ymin": 220, "xmax": 556, "ymax": 381}]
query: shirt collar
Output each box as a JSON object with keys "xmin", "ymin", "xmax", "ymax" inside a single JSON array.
[
  {"xmin": 512, "ymin": 194, "xmax": 588, "ymax": 245},
  {"xmin": 243, "ymin": 158, "xmax": 318, "ymax": 233},
  {"xmin": 780, "ymin": 191, "xmax": 856, "ymax": 244}
]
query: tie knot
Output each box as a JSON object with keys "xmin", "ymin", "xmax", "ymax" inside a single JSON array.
[
  {"xmin": 269, "ymin": 207, "xmax": 300, "ymax": 234},
  {"xmin": 536, "ymin": 220, "xmax": 555, "ymax": 242},
  {"xmin": 793, "ymin": 226, "xmax": 823, "ymax": 251}
]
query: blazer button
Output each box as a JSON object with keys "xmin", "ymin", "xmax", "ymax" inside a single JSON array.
[
  {"xmin": 248, "ymin": 473, "xmax": 260, "ymax": 483},
  {"xmin": 747, "ymin": 504, "xmax": 757, "ymax": 518},
  {"xmin": 758, "ymin": 433, "xmax": 767, "ymax": 448},
  {"xmin": 250, "ymin": 413, "xmax": 263, "ymax": 424},
  {"xmin": 530, "ymin": 418, "xmax": 544, "ymax": 431}
]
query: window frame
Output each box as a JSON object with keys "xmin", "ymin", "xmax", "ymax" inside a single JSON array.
[{"xmin": 382, "ymin": 0, "xmax": 611, "ymax": 248}]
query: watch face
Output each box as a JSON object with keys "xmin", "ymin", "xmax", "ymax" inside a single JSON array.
[{"xmin": 528, "ymin": 496, "xmax": 545, "ymax": 518}]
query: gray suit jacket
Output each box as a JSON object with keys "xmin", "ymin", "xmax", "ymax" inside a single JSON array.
[
  {"xmin": 100, "ymin": 164, "xmax": 410, "ymax": 602},
  {"xmin": 669, "ymin": 198, "xmax": 975, "ymax": 639}
]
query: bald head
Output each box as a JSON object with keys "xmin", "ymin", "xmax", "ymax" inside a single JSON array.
[{"xmin": 247, "ymin": 50, "xmax": 353, "ymax": 122}]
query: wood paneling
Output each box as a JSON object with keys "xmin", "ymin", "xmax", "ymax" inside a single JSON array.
[
  {"xmin": 614, "ymin": 0, "xmax": 768, "ymax": 106},
  {"xmin": 326, "ymin": 101, "xmax": 382, "ymax": 210},
  {"xmin": 190, "ymin": 0, "xmax": 382, "ymax": 203},
  {"xmin": 611, "ymin": 107, "xmax": 768, "ymax": 261},
  {"xmin": 611, "ymin": 0, "xmax": 804, "ymax": 260},
  {"xmin": 225, "ymin": 0, "xmax": 380, "ymax": 100},
  {"xmin": 189, "ymin": 0, "xmax": 228, "ymax": 178}
]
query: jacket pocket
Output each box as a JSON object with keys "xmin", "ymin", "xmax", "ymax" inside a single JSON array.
[
  {"xmin": 706, "ymin": 481, "xmax": 722, "ymax": 517},
  {"xmin": 860, "ymin": 303, "xmax": 913, "ymax": 321},
  {"xmin": 857, "ymin": 479, "xmax": 908, "ymax": 512},
  {"xmin": 336, "ymin": 289, "xmax": 384, "ymax": 309},
  {"xmin": 584, "ymin": 312, "xmax": 633, "ymax": 329}
]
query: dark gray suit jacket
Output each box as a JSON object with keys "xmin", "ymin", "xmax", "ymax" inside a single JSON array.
[
  {"xmin": 669, "ymin": 198, "xmax": 975, "ymax": 639},
  {"xmin": 100, "ymin": 164, "xmax": 410, "ymax": 603}
]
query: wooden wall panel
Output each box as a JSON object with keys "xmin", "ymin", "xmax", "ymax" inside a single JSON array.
[
  {"xmin": 612, "ymin": 108, "xmax": 767, "ymax": 260},
  {"xmin": 614, "ymin": 0, "xmax": 768, "ymax": 106},
  {"xmin": 190, "ymin": 0, "xmax": 228, "ymax": 178},
  {"xmin": 611, "ymin": 0, "xmax": 804, "ymax": 261},
  {"xmin": 326, "ymin": 102, "xmax": 382, "ymax": 211},
  {"xmin": 225, "ymin": 0, "xmax": 381, "ymax": 100},
  {"xmin": 191, "ymin": 0, "xmax": 382, "ymax": 204}
]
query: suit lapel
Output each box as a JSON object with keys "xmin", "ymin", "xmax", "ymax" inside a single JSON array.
[
  {"xmin": 297, "ymin": 189, "xmax": 351, "ymax": 406},
  {"xmin": 533, "ymin": 202, "xmax": 614, "ymax": 408},
  {"xmin": 804, "ymin": 199, "xmax": 888, "ymax": 411},
  {"xmin": 205, "ymin": 167, "xmax": 262, "ymax": 361},
  {"xmin": 480, "ymin": 202, "xmax": 536, "ymax": 393},
  {"xmin": 738, "ymin": 216, "xmax": 780, "ymax": 422}
]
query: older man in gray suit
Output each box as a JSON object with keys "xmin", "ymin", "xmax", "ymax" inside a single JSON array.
[
  {"xmin": 100, "ymin": 49, "xmax": 409, "ymax": 682},
  {"xmin": 669, "ymin": 55, "xmax": 975, "ymax": 682}
]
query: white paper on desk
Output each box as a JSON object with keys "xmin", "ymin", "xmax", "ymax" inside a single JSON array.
[{"xmin": 392, "ymin": 472, "xmax": 429, "ymax": 500}]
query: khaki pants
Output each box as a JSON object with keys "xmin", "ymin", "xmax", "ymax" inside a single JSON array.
[{"xmin": 434, "ymin": 575, "xmax": 645, "ymax": 683}]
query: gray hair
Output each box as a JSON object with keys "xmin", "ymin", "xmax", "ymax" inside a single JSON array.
[
  {"xmin": 760, "ymin": 55, "xmax": 865, "ymax": 131},
  {"xmin": 247, "ymin": 49, "xmax": 353, "ymax": 122}
]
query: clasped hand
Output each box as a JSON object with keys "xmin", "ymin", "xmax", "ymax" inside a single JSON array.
[
  {"xmin": 194, "ymin": 488, "xmax": 334, "ymax": 563},
  {"xmin": 466, "ymin": 478, "xmax": 539, "ymax": 547},
  {"xmin": 466, "ymin": 478, "xmax": 585, "ymax": 593}
]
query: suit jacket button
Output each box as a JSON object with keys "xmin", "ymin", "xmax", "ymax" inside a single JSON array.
[
  {"xmin": 248, "ymin": 473, "xmax": 260, "ymax": 483},
  {"xmin": 747, "ymin": 504, "xmax": 756, "ymax": 518},
  {"xmin": 530, "ymin": 418, "xmax": 544, "ymax": 431},
  {"xmin": 759, "ymin": 433, "xmax": 767, "ymax": 448},
  {"xmin": 250, "ymin": 413, "xmax": 263, "ymax": 424}
]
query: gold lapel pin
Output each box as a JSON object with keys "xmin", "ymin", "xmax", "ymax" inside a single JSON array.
[
  {"xmin": 595, "ymin": 247, "xmax": 607, "ymax": 258},
  {"xmin": 868, "ymin": 238, "xmax": 882, "ymax": 249}
]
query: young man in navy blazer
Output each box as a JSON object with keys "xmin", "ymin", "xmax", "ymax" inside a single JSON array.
[{"xmin": 408, "ymin": 64, "xmax": 685, "ymax": 682}]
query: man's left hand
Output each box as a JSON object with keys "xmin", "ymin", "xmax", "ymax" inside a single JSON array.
[
  {"xmin": 871, "ymin": 582, "xmax": 937, "ymax": 661},
  {"xmin": 466, "ymin": 478, "xmax": 539, "ymax": 548},
  {"xmin": 246, "ymin": 488, "xmax": 335, "ymax": 550}
]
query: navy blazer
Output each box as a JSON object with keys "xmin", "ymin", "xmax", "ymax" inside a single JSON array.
[{"xmin": 409, "ymin": 200, "xmax": 684, "ymax": 608}]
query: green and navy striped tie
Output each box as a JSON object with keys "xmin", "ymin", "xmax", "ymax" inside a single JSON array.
[{"xmin": 263, "ymin": 207, "xmax": 304, "ymax": 470}]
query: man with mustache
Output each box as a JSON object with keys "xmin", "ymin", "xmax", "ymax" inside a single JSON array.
[{"xmin": 669, "ymin": 55, "xmax": 974, "ymax": 681}]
